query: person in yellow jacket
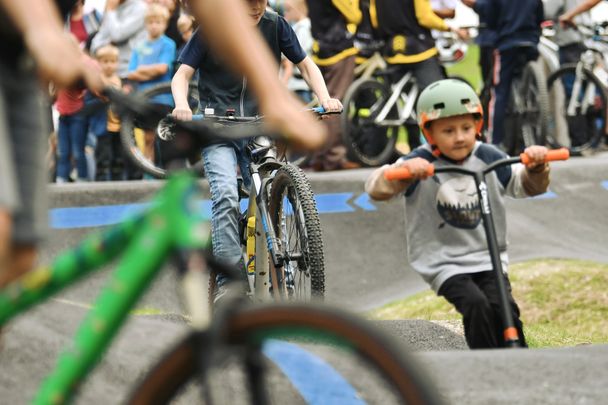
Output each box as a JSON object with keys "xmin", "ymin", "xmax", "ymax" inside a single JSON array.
[
  {"xmin": 306, "ymin": 0, "xmax": 362, "ymax": 171},
  {"xmin": 371, "ymin": 0, "xmax": 466, "ymax": 149}
]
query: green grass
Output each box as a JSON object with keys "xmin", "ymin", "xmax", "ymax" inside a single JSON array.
[
  {"xmin": 369, "ymin": 259, "xmax": 608, "ymax": 348},
  {"xmin": 445, "ymin": 44, "xmax": 483, "ymax": 93}
]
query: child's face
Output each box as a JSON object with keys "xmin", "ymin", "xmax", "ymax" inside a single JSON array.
[
  {"xmin": 98, "ymin": 55, "xmax": 118, "ymax": 77},
  {"xmin": 146, "ymin": 16, "xmax": 168, "ymax": 39},
  {"xmin": 429, "ymin": 114, "xmax": 478, "ymax": 161},
  {"xmin": 245, "ymin": 0, "xmax": 268, "ymax": 25}
]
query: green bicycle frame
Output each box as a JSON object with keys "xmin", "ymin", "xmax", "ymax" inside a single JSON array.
[{"xmin": 0, "ymin": 173, "xmax": 211, "ymax": 405}]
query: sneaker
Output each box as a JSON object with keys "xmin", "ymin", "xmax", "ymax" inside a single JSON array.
[{"xmin": 213, "ymin": 283, "xmax": 231, "ymax": 307}]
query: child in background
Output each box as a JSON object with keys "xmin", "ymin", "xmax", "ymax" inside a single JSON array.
[
  {"xmin": 177, "ymin": 13, "xmax": 195, "ymax": 44},
  {"xmin": 93, "ymin": 44, "xmax": 124, "ymax": 181},
  {"xmin": 365, "ymin": 79, "xmax": 553, "ymax": 349},
  {"xmin": 127, "ymin": 3, "xmax": 176, "ymax": 167}
]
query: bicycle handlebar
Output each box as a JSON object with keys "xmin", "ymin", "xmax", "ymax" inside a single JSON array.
[{"xmin": 384, "ymin": 148, "xmax": 570, "ymax": 181}]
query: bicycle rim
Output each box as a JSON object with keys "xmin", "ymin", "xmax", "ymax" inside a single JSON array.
[
  {"xmin": 342, "ymin": 78, "xmax": 398, "ymax": 166},
  {"xmin": 268, "ymin": 164, "xmax": 325, "ymax": 301},
  {"xmin": 547, "ymin": 64, "xmax": 607, "ymax": 154},
  {"xmin": 119, "ymin": 82, "xmax": 202, "ymax": 179},
  {"xmin": 127, "ymin": 304, "xmax": 443, "ymax": 405}
]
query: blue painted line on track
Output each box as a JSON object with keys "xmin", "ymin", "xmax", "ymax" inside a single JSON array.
[
  {"xmin": 531, "ymin": 190, "xmax": 558, "ymax": 200},
  {"xmin": 602, "ymin": 181, "xmax": 608, "ymax": 190},
  {"xmin": 262, "ymin": 340, "xmax": 365, "ymax": 405},
  {"xmin": 50, "ymin": 192, "xmax": 367, "ymax": 229}
]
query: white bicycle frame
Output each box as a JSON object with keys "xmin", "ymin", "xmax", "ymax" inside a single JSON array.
[{"xmin": 373, "ymin": 71, "xmax": 419, "ymax": 127}]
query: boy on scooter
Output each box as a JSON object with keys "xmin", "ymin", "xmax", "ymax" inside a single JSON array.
[{"xmin": 365, "ymin": 79, "xmax": 552, "ymax": 349}]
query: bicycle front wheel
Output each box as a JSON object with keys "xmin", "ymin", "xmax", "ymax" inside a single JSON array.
[
  {"xmin": 120, "ymin": 82, "xmax": 201, "ymax": 179},
  {"xmin": 342, "ymin": 78, "xmax": 399, "ymax": 166},
  {"xmin": 547, "ymin": 64, "xmax": 607, "ymax": 154},
  {"xmin": 128, "ymin": 304, "xmax": 443, "ymax": 405},
  {"xmin": 268, "ymin": 164, "xmax": 324, "ymax": 301}
]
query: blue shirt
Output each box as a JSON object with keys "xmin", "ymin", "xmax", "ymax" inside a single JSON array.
[{"xmin": 128, "ymin": 34, "xmax": 176, "ymax": 104}]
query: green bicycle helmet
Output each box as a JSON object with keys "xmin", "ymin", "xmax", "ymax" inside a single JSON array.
[{"xmin": 416, "ymin": 79, "xmax": 484, "ymax": 151}]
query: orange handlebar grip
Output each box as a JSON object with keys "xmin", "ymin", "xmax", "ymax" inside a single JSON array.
[
  {"xmin": 384, "ymin": 165, "xmax": 435, "ymax": 181},
  {"xmin": 520, "ymin": 148, "xmax": 570, "ymax": 165}
]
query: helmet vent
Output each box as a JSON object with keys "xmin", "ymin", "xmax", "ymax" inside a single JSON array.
[
  {"xmin": 433, "ymin": 102, "xmax": 445, "ymax": 110},
  {"xmin": 461, "ymin": 98, "xmax": 470, "ymax": 104}
]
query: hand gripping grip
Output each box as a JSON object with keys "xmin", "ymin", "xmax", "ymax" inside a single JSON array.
[
  {"xmin": 520, "ymin": 148, "xmax": 570, "ymax": 164},
  {"xmin": 384, "ymin": 165, "xmax": 435, "ymax": 180}
]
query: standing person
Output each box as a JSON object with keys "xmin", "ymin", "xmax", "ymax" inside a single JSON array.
[
  {"xmin": 0, "ymin": 0, "xmax": 101, "ymax": 287},
  {"xmin": 365, "ymin": 79, "xmax": 552, "ymax": 349},
  {"xmin": 545, "ymin": 0, "xmax": 591, "ymax": 64},
  {"xmin": 66, "ymin": 0, "xmax": 102, "ymax": 45},
  {"xmin": 559, "ymin": 0, "xmax": 603, "ymax": 27},
  {"xmin": 127, "ymin": 3, "xmax": 176, "ymax": 167},
  {"xmin": 91, "ymin": 44, "xmax": 124, "ymax": 181},
  {"xmin": 91, "ymin": 0, "xmax": 148, "ymax": 79},
  {"xmin": 305, "ymin": 0, "xmax": 362, "ymax": 171},
  {"xmin": 171, "ymin": 0, "xmax": 341, "ymax": 299},
  {"xmin": 462, "ymin": 0, "xmax": 497, "ymax": 92},
  {"xmin": 281, "ymin": 0, "xmax": 313, "ymax": 103},
  {"xmin": 368, "ymin": 0, "xmax": 467, "ymax": 151},
  {"xmin": 55, "ymin": 36, "xmax": 92, "ymax": 183},
  {"xmin": 482, "ymin": 0, "xmax": 544, "ymax": 149}
]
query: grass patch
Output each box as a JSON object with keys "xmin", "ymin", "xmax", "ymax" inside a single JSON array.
[
  {"xmin": 368, "ymin": 259, "xmax": 608, "ymax": 348},
  {"xmin": 445, "ymin": 43, "xmax": 483, "ymax": 92}
]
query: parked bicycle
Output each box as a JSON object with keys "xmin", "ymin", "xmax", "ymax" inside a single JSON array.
[
  {"xmin": 0, "ymin": 88, "xmax": 442, "ymax": 404},
  {"xmin": 384, "ymin": 148, "xmax": 570, "ymax": 347},
  {"xmin": 546, "ymin": 22, "xmax": 608, "ymax": 154},
  {"xmin": 342, "ymin": 31, "xmax": 473, "ymax": 167}
]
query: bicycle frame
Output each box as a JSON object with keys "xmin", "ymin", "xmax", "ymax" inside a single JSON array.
[
  {"xmin": 354, "ymin": 52, "xmax": 388, "ymax": 81},
  {"xmin": 374, "ymin": 71, "xmax": 419, "ymax": 127},
  {"xmin": 0, "ymin": 173, "xmax": 213, "ymax": 404}
]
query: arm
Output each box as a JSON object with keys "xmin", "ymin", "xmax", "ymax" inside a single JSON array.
[
  {"xmin": 414, "ymin": 0, "xmax": 449, "ymax": 31},
  {"xmin": 331, "ymin": 0, "xmax": 363, "ymax": 25},
  {"xmin": 0, "ymin": 0, "xmax": 101, "ymax": 90},
  {"xmin": 520, "ymin": 146, "xmax": 550, "ymax": 196},
  {"xmin": 559, "ymin": 0, "xmax": 601, "ymax": 27},
  {"xmin": 189, "ymin": 0, "xmax": 326, "ymax": 150},
  {"xmin": 296, "ymin": 57, "xmax": 342, "ymax": 112},
  {"xmin": 280, "ymin": 58, "xmax": 294, "ymax": 86},
  {"xmin": 171, "ymin": 64, "xmax": 195, "ymax": 121},
  {"xmin": 433, "ymin": 8, "xmax": 456, "ymax": 19},
  {"xmin": 365, "ymin": 157, "xmax": 432, "ymax": 201},
  {"xmin": 127, "ymin": 64, "xmax": 170, "ymax": 81}
]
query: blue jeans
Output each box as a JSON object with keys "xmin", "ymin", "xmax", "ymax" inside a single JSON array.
[
  {"xmin": 56, "ymin": 113, "xmax": 88, "ymax": 181},
  {"xmin": 202, "ymin": 140, "xmax": 252, "ymax": 286}
]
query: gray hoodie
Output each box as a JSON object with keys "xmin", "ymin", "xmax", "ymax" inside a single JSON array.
[{"xmin": 91, "ymin": 0, "xmax": 148, "ymax": 78}]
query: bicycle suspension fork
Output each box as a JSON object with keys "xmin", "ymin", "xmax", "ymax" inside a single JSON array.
[{"xmin": 473, "ymin": 172, "xmax": 522, "ymax": 348}]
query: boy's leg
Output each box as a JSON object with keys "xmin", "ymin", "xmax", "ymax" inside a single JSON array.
[
  {"xmin": 475, "ymin": 270, "xmax": 528, "ymax": 348},
  {"xmin": 70, "ymin": 114, "xmax": 89, "ymax": 181},
  {"xmin": 438, "ymin": 273, "xmax": 501, "ymax": 349},
  {"xmin": 56, "ymin": 116, "xmax": 72, "ymax": 182},
  {"xmin": 487, "ymin": 48, "xmax": 518, "ymax": 148},
  {"xmin": 202, "ymin": 142, "xmax": 246, "ymax": 287},
  {"xmin": 95, "ymin": 135, "xmax": 111, "ymax": 181}
]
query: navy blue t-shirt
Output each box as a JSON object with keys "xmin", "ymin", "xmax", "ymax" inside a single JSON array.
[
  {"xmin": 179, "ymin": 15, "xmax": 306, "ymax": 70},
  {"xmin": 177, "ymin": 13, "xmax": 307, "ymax": 116}
]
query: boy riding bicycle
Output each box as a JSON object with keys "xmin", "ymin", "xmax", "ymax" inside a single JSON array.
[
  {"xmin": 172, "ymin": 0, "xmax": 341, "ymax": 299},
  {"xmin": 365, "ymin": 79, "xmax": 553, "ymax": 348}
]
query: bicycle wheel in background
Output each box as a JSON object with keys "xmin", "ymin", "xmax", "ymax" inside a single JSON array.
[
  {"xmin": 268, "ymin": 164, "xmax": 324, "ymax": 301},
  {"xmin": 127, "ymin": 304, "xmax": 443, "ymax": 405},
  {"xmin": 342, "ymin": 78, "xmax": 399, "ymax": 166},
  {"xmin": 505, "ymin": 61, "xmax": 550, "ymax": 155},
  {"xmin": 547, "ymin": 64, "xmax": 607, "ymax": 154},
  {"xmin": 119, "ymin": 82, "xmax": 201, "ymax": 179}
]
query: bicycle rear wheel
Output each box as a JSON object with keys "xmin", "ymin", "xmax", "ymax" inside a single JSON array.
[
  {"xmin": 342, "ymin": 78, "xmax": 399, "ymax": 166},
  {"xmin": 268, "ymin": 164, "xmax": 324, "ymax": 301},
  {"xmin": 547, "ymin": 64, "xmax": 607, "ymax": 154},
  {"xmin": 127, "ymin": 304, "xmax": 443, "ymax": 405},
  {"xmin": 120, "ymin": 82, "xmax": 201, "ymax": 179},
  {"xmin": 505, "ymin": 61, "xmax": 550, "ymax": 154}
]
